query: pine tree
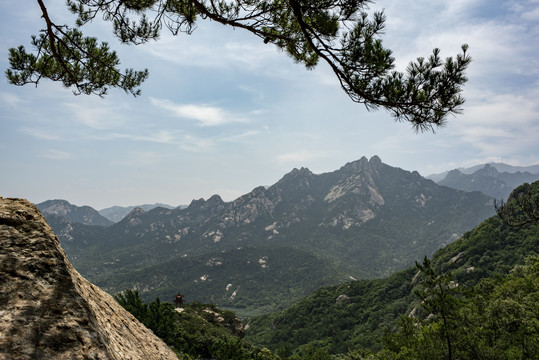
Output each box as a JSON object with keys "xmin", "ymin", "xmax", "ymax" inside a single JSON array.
[
  {"xmin": 414, "ymin": 256, "xmax": 460, "ymax": 360},
  {"xmin": 6, "ymin": 0, "xmax": 470, "ymax": 131}
]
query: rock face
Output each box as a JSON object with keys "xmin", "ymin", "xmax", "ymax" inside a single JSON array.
[{"xmin": 0, "ymin": 197, "xmax": 177, "ymax": 360}]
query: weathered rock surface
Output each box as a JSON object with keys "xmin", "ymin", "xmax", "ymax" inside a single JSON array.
[{"xmin": 0, "ymin": 197, "xmax": 178, "ymax": 360}]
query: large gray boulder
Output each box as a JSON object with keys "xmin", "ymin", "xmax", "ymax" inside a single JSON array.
[{"xmin": 0, "ymin": 197, "xmax": 178, "ymax": 360}]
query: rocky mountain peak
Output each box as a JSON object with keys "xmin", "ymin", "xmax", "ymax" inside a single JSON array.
[
  {"xmin": 188, "ymin": 197, "xmax": 206, "ymax": 208},
  {"xmin": 369, "ymin": 155, "xmax": 382, "ymax": 167},
  {"xmin": 271, "ymin": 167, "xmax": 314, "ymax": 195},
  {"xmin": 126, "ymin": 207, "xmax": 146, "ymax": 217},
  {"xmin": 37, "ymin": 199, "xmax": 72, "ymax": 215},
  {"xmin": 207, "ymin": 194, "xmax": 225, "ymax": 205},
  {"xmin": 0, "ymin": 197, "xmax": 177, "ymax": 359},
  {"xmin": 37, "ymin": 199, "xmax": 113, "ymax": 227},
  {"xmin": 476, "ymin": 163, "xmax": 499, "ymax": 177},
  {"xmin": 445, "ymin": 168, "xmax": 463, "ymax": 179},
  {"xmin": 278, "ymin": 167, "xmax": 314, "ymax": 183},
  {"xmin": 188, "ymin": 195, "xmax": 226, "ymax": 213},
  {"xmin": 290, "ymin": 166, "xmax": 313, "ymax": 176},
  {"xmin": 341, "ymin": 156, "xmax": 369, "ymax": 171},
  {"xmin": 339, "ymin": 156, "xmax": 382, "ymax": 175}
]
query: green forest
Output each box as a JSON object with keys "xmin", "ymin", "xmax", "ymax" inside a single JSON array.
[{"xmin": 116, "ymin": 182, "xmax": 539, "ymax": 359}]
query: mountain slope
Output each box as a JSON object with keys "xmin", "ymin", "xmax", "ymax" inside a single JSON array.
[
  {"xmin": 99, "ymin": 246, "xmax": 349, "ymax": 317},
  {"xmin": 245, "ymin": 181, "xmax": 539, "ymax": 353},
  {"xmin": 45, "ymin": 156, "xmax": 496, "ymax": 315}
]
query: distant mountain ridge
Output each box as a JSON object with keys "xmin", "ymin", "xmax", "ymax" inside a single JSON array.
[
  {"xmin": 434, "ymin": 163, "xmax": 539, "ymax": 200},
  {"xmin": 426, "ymin": 162, "xmax": 539, "ymax": 182},
  {"xmin": 42, "ymin": 156, "xmax": 496, "ymax": 315},
  {"xmin": 37, "ymin": 199, "xmax": 113, "ymax": 226},
  {"xmin": 99, "ymin": 203, "xmax": 177, "ymax": 223}
]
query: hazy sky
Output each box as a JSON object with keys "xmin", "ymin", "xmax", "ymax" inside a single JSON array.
[{"xmin": 1, "ymin": 0, "xmax": 538, "ymax": 209}]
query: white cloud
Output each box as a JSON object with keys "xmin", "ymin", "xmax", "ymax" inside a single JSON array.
[
  {"xmin": 449, "ymin": 89, "xmax": 539, "ymax": 157},
  {"xmin": 19, "ymin": 127, "xmax": 61, "ymax": 140},
  {"xmin": 63, "ymin": 101, "xmax": 127, "ymax": 130},
  {"xmin": 0, "ymin": 92, "xmax": 24, "ymax": 108},
  {"xmin": 220, "ymin": 130, "xmax": 261, "ymax": 143},
  {"xmin": 97, "ymin": 129, "xmax": 217, "ymax": 152},
  {"xmin": 104, "ymin": 130, "xmax": 178, "ymax": 144},
  {"xmin": 275, "ymin": 150, "xmax": 327, "ymax": 165},
  {"xmin": 150, "ymin": 97, "xmax": 249, "ymax": 126},
  {"xmin": 142, "ymin": 26, "xmax": 288, "ymax": 75},
  {"xmin": 39, "ymin": 149, "xmax": 74, "ymax": 160},
  {"xmin": 178, "ymin": 134, "xmax": 216, "ymax": 152},
  {"xmin": 114, "ymin": 151, "xmax": 164, "ymax": 167}
]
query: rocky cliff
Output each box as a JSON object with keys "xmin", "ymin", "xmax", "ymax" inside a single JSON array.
[{"xmin": 0, "ymin": 197, "xmax": 177, "ymax": 360}]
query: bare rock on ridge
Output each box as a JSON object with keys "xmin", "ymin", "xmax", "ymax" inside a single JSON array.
[{"xmin": 0, "ymin": 197, "xmax": 178, "ymax": 360}]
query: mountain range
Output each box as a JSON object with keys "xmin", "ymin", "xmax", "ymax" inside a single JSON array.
[
  {"xmin": 435, "ymin": 163, "xmax": 539, "ymax": 200},
  {"xmin": 98, "ymin": 203, "xmax": 178, "ymax": 223},
  {"xmin": 3, "ymin": 179, "xmax": 537, "ymax": 358},
  {"xmin": 38, "ymin": 156, "xmax": 496, "ymax": 316}
]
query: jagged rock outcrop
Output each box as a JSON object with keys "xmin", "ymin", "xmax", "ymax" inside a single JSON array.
[{"xmin": 0, "ymin": 197, "xmax": 177, "ymax": 360}]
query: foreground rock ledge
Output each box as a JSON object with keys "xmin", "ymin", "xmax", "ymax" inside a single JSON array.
[{"xmin": 0, "ymin": 197, "xmax": 178, "ymax": 360}]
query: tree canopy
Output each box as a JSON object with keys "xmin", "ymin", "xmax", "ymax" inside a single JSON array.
[{"xmin": 6, "ymin": 0, "xmax": 471, "ymax": 131}]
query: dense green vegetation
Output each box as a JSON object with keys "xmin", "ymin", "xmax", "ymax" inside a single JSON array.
[
  {"xmin": 117, "ymin": 257, "xmax": 537, "ymax": 359},
  {"xmin": 379, "ymin": 256, "xmax": 538, "ymax": 360},
  {"xmin": 115, "ymin": 289, "xmax": 278, "ymax": 359},
  {"xmin": 246, "ymin": 182, "xmax": 539, "ymax": 357},
  {"xmin": 115, "ymin": 182, "xmax": 538, "ymax": 359},
  {"xmin": 108, "ymin": 246, "xmax": 349, "ymax": 317}
]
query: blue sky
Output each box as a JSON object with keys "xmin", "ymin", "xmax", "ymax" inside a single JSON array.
[{"xmin": 1, "ymin": 0, "xmax": 538, "ymax": 209}]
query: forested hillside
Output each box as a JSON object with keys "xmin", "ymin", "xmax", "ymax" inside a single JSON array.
[
  {"xmin": 111, "ymin": 182, "xmax": 537, "ymax": 359},
  {"xmin": 245, "ymin": 181, "xmax": 539, "ymax": 358}
]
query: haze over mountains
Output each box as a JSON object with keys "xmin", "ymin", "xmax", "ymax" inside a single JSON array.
[
  {"xmin": 37, "ymin": 156, "xmax": 500, "ymax": 316},
  {"xmin": 427, "ymin": 162, "xmax": 539, "ymax": 185},
  {"xmin": 99, "ymin": 203, "xmax": 178, "ymax": 223},
  {"xmin": 435, "ymin": 164, "xmax": 539, "ymax": 200}
]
